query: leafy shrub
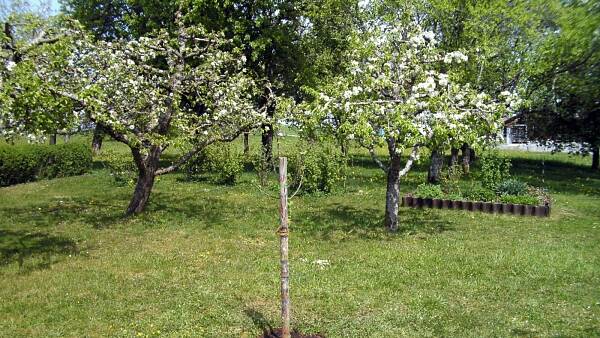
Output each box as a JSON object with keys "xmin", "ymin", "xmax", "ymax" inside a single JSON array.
[
  {"xmin": 43, "ymin": 143, "xmax": 92, "ymax": 178},
  {"xmin": 250, "ymin": 150, "xmax": 272, "ymax": 187},
  {"xmin": 0, "ymin": 142, "xmax": 92, "ymax": 186},
  {"xmin": 441, "ymin": 164, "xmax": 464, "ymax": 196},
  {"xmin": 98, "ymin": 149, "xmax": 137, "ymax": 186},
  {"xmin": 414, "ymin": 183, "xmax": 445, "ymax": 199},
  {"xmin": 288, "ymin": 142, "xmax": 346, "ymax": 193},
  {"xmin": 478, "ymin": 150, "xmax": 512, "ymax": 190},
  {"xmin": 499, "ymin": 194, "xmax": 540, "ymax": 205},
  {"xmin": 463, "ymin": 184, "xmax": 496, "ymax": 202},
  {"xmin": 528, "ymin": 186, "xmax": 552, "ymax": 206},
  {"xmin": 183, "ymin": 143, "xmax": 243, "ymax": 184},
  {"xmin": 0, "ymin": 145, "xmax": 44, "ymax": 186},
  {"xmin": 495, "ymin": 179, "xmax": 529, "ymax": 196}
]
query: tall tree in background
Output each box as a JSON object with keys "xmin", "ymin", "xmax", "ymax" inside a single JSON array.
[
  {"xmin": 525, "ymin": 0, "xmax": 600, "ymax": 170},
  {"xmin": 1, "ymin": 12, "xmax": 79, "ymax": 142},
  {"xmin": 294, "ymin": 0, "xmax": 363, "ymax": 154},
  {"xmin": 411, "ymin": 0, "xmax": 548, "ymax": 182}
]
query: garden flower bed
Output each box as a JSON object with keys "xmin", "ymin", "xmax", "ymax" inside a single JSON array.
[{"xmin": 401, "ymin": 195, "xmax": 551, "ymax": 217}]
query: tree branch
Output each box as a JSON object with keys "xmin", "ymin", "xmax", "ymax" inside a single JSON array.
[
  {"xmin": 398, "ymin": 145, "xmax": 420, "ymax": 177},
  {"xmin": 155, "ymin": 123, "xmax": 259, "ymax": 176},
  {"xmin": 357, "ymin": 139, "xmax": 388, "ymax": 173},
  {"xmin": 47, "ymin": 87, "xmax": 135, "ymax": 147},
  {"xmin": 369, "ymin": 146, "xmax": 388, "ymax": 173}
]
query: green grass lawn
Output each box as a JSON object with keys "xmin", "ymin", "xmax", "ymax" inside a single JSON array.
[{"xmin": 1, "ymin": 137, "xmax": 599, "ymax": 337}]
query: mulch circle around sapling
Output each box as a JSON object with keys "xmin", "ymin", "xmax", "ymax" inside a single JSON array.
[{"xmin": 259, "ymin": 328, "xmax": 325, "ymax": 338}]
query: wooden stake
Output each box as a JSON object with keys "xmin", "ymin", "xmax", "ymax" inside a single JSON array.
[{"xmin": 278, "ymin": 157, "xmax": 291, "ymax": 338}]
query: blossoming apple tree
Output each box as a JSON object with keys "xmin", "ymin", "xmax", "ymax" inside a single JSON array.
[
  {"xmin": 301, "ymin": 22, "xmax": 519, "ymax": 231},
  {"xmin": 1, "ymin": 14, "xmax": 81, "ymax": 141},
  {"xmin": 1, "ymin": 9, "xmax": 268, "ymax": 215}
]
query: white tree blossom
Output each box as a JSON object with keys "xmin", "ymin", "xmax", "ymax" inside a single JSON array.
[{"xmin": 298, "ymin": 21, "xmax": 520, "ymax": 230}]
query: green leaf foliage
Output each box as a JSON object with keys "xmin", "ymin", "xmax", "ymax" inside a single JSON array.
[
  {"xmin": 183, "ymin": 143, "xmax": 243, "ymax": 185},
  {"xmin": 288, "ymin": 141, "xmax": 346, "ymax": 194},
  {"xmin": 0, "ymin": 142, "xmax": 92, "ymax": 186},
  {"xmin": 414, "ymin": 183, "xmax": 445, "ymax": 199}
]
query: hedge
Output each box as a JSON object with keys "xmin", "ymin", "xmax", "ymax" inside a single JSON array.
[{"xmin": 0, "ymin": 142, "xmax": 92, "ymax": 186}]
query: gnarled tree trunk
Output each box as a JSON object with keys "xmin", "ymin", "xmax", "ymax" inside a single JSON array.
[
  {"xmin": 92, "ymin": 125, "xmax": 104, "ymax": 154},
  {"xmin": 126, "ymin": 147, "xmax": 161, "ymax": 215},
  {"xmin": 384, "ymin": 155, "xmax": 402, "ymax": 231},
  {"xmin": 461, "ymin": 143, "xmax": 471, "ymax": 174},
  {"xmin": 450, "ymin": 147, "xmax": 459, "ymax": 166},
  {"xmin": 593, "ymin": 145, "xmax": 599, "ymax": 171},
  {"xmin": 243, "ymin": 132, "xmax": 250, "ymax": 156},
  {"xmin": 261, "ymin": 88, "xmax": 276, "ymax": 164},
  {"xmin": 341, "ymin": 140, "xmax": 348, "ymax": 157},
  {"xmin": 262, "ymin": 125, "xmax": 273, "ymax": 164},
  {"xmin": 428, "ymin": 150, "xmax": 444, "ymax": 184}
]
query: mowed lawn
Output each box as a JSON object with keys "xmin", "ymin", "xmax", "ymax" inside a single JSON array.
[{"xmin": 1, "ymin": 139, "xmax": 599, "ymax": 337}]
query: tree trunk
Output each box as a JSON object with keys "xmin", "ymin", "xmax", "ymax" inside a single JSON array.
[
  {"xmin": 341, "ymin": 141, "xmax": 348, "ymax": 157},
  {"xmin": 261, "ymin": 96, "xmax": 276, "ymax": 165},
  {"xmin": 278, "ymin": 157, "xmax": 291, "ymax": 338},
  {"xmin": 450, "ymin": 147, "xmax": 459, "ymax": 166},
  {"xmin": 49, "ymin": 134, "xmax": 57, "ymax": 145},
  {"xmin": 243, "ymin": 132, "xmax": 250, "ymax": 156},
  {"xmin": 92, "ymin": 125, "xmax": 104, "ymax": 154},
  {"xmin": 593, "ymin": 145, "xmax": 599, "ymax": 171},
  {"xmin": 428, "ymin": 150, "xmax": 444, "ymax": 184},
  {"xmin": 262, "ymin": 124, "xmax": 274, "ymax": 164},
  {"xmin": 384, "ymin": 154, "xmax": 402, "ymax": 231},
  {"xmin": 461, "ymin": 143, "xmax": 471, "ymax": 174},
  {"xmin": 126, "ymin": 148, "xmax": 161, "ymax": 215}
]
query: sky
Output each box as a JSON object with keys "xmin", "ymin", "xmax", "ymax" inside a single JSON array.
[{"xmin": 31, "ymin": 0, "xmax": 60, "ymax": 14}]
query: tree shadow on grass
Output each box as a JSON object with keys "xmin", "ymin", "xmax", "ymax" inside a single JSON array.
[
  {"xmin": 508, "ymin": 157, "xmax": 600, "ymax": 196},
  {"xmin": 0, "ymin": 229, "xmax": 78, "ymax": 272},
  {"xmin": 0, "ymin": 197, "xmax": 128, "ymax": 229},
  {"xmin": 295, "ymin": 203, "xmax": 453, "ymax": 241},
  {"xmin": 244, "ymin": 308, "xmax": 275, "ymax": 334},
  {"xmin": 147, "ymin": 194, "xmax": 243, "ymax": 230}
]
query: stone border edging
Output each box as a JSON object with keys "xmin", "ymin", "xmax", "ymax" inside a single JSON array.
[{"xmin": 401, "ymin": 196, "xmax": 550, "ymax": 217}]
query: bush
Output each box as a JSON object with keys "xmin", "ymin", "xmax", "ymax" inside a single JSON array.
[
  {"xmin": 288, "ymin": 142, "xmax": 346, "ymax": 193},
  {"xmin": 463, "ymin": 184, "xmax": 496, "ymax": 202},
  {"xmin": 97, "ymin": 149, "xmax": 137, "ymax": 186},
  {"xmin": 478, "ymin": 150, "xmax": 512, "ymax": 190},
  {"xmin": 250, "ymin": 150, "xmax": 272, "ymax": 187},
  {"xmin": 183, "ymin": 143, "xmax": 243, "ymax": 184},
  {"xmin": 414, "ymin": 183, "xmax": 445, "ymax": 199},
  {"xmin": 0, "ymin": 142, "xmax": 92, "ymax": 186},
  {"xmin": 441, "ymin": 164, "xmax": 464, "ymax": 196},
  {"xmin": 499, "ymin": 194, "xmax": 540, "ymax": 205},
  {"xmin": 528, "ymin": 186, "xmax": 552, "ymax": 206},
  {"xmin": 495, "ymin": 179, "xmax": 529, "ymax": 196}
]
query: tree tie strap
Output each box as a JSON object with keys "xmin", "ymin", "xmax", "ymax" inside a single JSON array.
[{"xmin": 276, "ymin": 227, "xmax": 289, "ymax": 237}]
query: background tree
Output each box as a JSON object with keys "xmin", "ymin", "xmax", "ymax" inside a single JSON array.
[
  {"xmin": 525, "ymin": 0, "xmax": 600, "ymax": 170},
  {"xmin": 62, "ymin": 0, "xmax": 307, "ymax": 163},
  {"xmin": 302, "ymin": 13, "xmax": 515, "ymax": 230},
  {"xmin": 412, "ymin": 0, "xmax": 548, "ymax": 182},
  {"xmin": 60, "ymin": 0, "xmax": 133, "ymax": 153},
  {"xmin": 1, "ymin": 8, "xmax": 267, "ymax": 214},
  {"xmin": 1, "ymin": 12, "xmax": 79, "ymax": 142}
]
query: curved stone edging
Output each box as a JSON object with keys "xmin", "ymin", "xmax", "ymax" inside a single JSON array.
[{"xmin": 401, "ymin": 196, "xmax": 550, "ymax": 217}]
